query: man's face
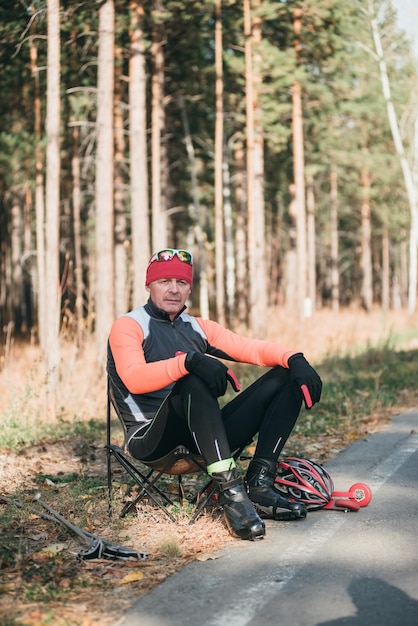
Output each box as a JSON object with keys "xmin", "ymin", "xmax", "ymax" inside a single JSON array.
[{"xmin": 146, "ymin": 278, "xmax": 191, "ymax": 319}]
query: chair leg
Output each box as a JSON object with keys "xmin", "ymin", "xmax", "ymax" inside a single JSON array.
[
  {"xmin": 106, "ymin": 389, "xmax": 115, "ymax": 519},
  {"xmin": 106, "ymin": 445, "xmax": 114, "ymax": 519},
  {"xmin": 189, "ymin": 478, "xmax": 217, "ymax": 524},
  {"xmin": 120, "ymin": 489, "xmax": 176, "ymax": 522},
  {"xmin": 178, "ymin": 475, "xmax": 184, "ymax": 506},
  {"xmin": 120, "ymin": 469, "xmax": 177, "ymax": 522},
  {"xmin": 106, "ymin": 444, "xmax": 179, "ymax": 522}
]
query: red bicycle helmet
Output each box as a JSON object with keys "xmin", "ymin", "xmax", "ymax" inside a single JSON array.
[{"xmin": 275, "ymin": 457, "xmax": 334, "ymax": 510}]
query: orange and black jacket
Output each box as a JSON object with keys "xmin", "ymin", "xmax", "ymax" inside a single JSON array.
[{"xmin": 107, "ymin": 298, "xmax": 297, "ymax": 444}]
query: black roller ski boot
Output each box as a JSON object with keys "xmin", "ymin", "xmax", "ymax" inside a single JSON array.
[
  {"xmin": 246, "ymin": 457, "xmax": 307, "ymax": 521},
  {"xmin": 212, "ymin": 468, "xmax": 265, "ymax": 541}
]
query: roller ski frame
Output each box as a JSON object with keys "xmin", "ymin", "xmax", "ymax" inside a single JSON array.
[{"xmin": 322, "ymin": 482, "xmax": 372, "ymax": 512}]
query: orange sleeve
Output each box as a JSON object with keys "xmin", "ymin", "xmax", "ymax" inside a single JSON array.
[
  {"xmin": 196, "ymin": 318, "xmax": 298, "ymax": 367},
  {"xmin": 108, "ymin": 316, "xmax": 188, "ymax": 394}
]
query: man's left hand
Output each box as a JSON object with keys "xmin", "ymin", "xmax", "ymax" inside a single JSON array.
[{"xmin": 288, "ymin": 353, "xmax": 322, "ymax": 409}]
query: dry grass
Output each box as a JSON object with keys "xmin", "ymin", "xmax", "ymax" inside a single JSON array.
[{"xmin": 266, "ymin": 306, "xmax": 418, "ymax": 359}]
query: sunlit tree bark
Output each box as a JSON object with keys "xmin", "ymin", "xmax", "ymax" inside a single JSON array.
[
  {"xmin": 179, "ymin": 97, "xmax": 209, "ymax": 319},
  {"xmin": 114, "ymin": 45, "xmax": 128, "ymax": 318},
  {"xmin": 30, "ymin": 25, "xmax": 46, "ymax": 351},
  {"xmin": 292, "ymin": 8, "xmax": 307, "ymax": 318},
  {"xmin": 214, "ymin": 0, "xmax": 225, "ymax": 325},
  {"xmin": 244, "ymin": 0, "xmax": 266, "ymax": 335},
  {"xmin": 45, "ymin": 0, "xmax": 61, "ymax": 418},
  {"xmin": 233, "ymin": 139, "xmax": 248, "ymax": 329},
  {"xmin": 360, "ymin": 157, "xmax": 373, "ymax": 311},
  {"xmin": 95, "ymin": 0, "xmax": 115, "ymax": 367},
  {"xmin": 223, "ymin": 152, "xmax": 236, "ymax": 326},
  {"xmin": 71, "ymin": 125, "xmax": 84, "ymax": 351},
  {"xmin": 306, "ymin": 175, "xmax": 316, "ymax": 315},
  {"xmin": 151, "ymin": 11, "xmax": 166, "ymax": 249},
  {"xmin": 129, "ymin": 0, "xmax": 150, "ymax": 305},
  {"xmin": 381, "ymin": 223, "xmax": 390, "ymax": 312},
  {"xmin": 330, "ymin": 164, "xmax": 339, "ymax": 313}
]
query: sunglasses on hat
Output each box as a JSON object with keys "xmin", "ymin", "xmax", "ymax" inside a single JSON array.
[{"xmin": 148, "ymin": 248, "xmax": 193, "ymax": 266}]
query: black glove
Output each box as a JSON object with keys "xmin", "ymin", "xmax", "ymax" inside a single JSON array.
[
  {"xmin": 288, "ymin": 353, "xmax": 322, "ymax": 409},
  {"xmin": 185, "ymin": 352, "xmax": 229, "ymax": 397}
]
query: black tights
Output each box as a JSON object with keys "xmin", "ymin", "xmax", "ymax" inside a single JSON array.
[{"xmin": 128, "ymin": 367, "xmax": 302, "ymax": 466}]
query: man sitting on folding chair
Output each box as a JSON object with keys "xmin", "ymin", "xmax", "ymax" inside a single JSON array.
[{"xmin": 107, "ymin": 248, "xmax": 322, "ymax": 541}]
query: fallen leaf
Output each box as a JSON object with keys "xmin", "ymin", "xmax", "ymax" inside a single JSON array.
[{"xmin": 120, "ymin": 570, "xmax": 145, "ymax": 584}]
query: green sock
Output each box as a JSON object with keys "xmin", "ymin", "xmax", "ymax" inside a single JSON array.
[{"xmin": 206, "ymin": 458, "xmax": 236, "ymax": 475}]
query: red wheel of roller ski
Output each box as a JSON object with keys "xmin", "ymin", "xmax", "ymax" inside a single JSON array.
[{"xmin": 349, "ymin": 482, "xmax": 372, "ymax": 507}]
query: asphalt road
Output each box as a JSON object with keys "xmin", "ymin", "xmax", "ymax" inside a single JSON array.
[{"xmin": 114, "ymin": 409, "xmax": 418, "ymax": 626}]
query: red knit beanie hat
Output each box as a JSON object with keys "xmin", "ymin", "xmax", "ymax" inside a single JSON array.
[{"xmin": 145, "ymin": 250, "xmax": 193, "ymax": 286}]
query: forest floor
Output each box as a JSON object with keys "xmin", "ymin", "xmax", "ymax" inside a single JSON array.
[{"xmin": 1, "ymin": 307, "xmax": 418, "ymax": 625}]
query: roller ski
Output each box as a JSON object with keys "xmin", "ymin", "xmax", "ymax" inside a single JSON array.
[{"xmin": 274, "ymin": 457, "xmax": 372, "ymax": 513}]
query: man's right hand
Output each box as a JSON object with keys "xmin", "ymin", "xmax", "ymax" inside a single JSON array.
[{"xmin": 185, "ymin": 352, "xmax": 229, "ymax": 397}]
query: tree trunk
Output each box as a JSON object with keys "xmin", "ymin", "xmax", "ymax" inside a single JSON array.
[
  {"xmin": 11, "ymin": 198, "xmax": 23, "ymax": 331},
  {"xmin": 71, "ymin": 125, "xmax": 85, "ymax": 351},
  {"xmin": 129, "ymin": 0, "xmax": 150, "ymax": 306},
  {"xmin": 45, "ymin": 0, "xmax": 61, "ymax": 419},
  {"xmin": 23, "ymin": 184, "xmax": 34, "ymax": 336},
  {"xmin": 330, "ymin": 164, "xmax": 339, "ymax": 313},
  {"xmin": 214, "ymin": 0, "xmax": 225, "ymax": 325},
  {"xmin": 292, "ymin": 8, "xmax": 307, "ymax": 318},
  {"xmin": 244, "ymin": 0, "xmax": 266, "ymax": 336},
  {"xmin": 233, "ymin": 138, "xmax": 248, "ymax": 329},
  {"xmin": 270, "ymin": 201, "xmax": 283, "ymax": 308},
  {"xmin": 306, "ymin": 175, "xmax": 316, "ymax": 315},
  {"xmin": 95, "ymin": 0, "xmax": 115, "ymax": 368},
  {"xmin": 223, "ymin": 147, "xmax": 236, "ymax": 327},
  {"xmin": 360, "ymin": 159, "xmax": 373, "ymax": 311},
  {"xmin": 30, "ymin": 24, "xmax": 46, "ymax": 351},
  {"xmin": 381, "ymin": 223, "xmax": 390, "ymax": 312},
  {"xmin": 114, "ymin": 45, "xmax": 128, "ymax": 317},
  {"xmin": 151, "ymin": 16, "xmax": 166, "ymax": 249},
  {"xmin": 400, "ymin": 231, "xmax": 409, "ymax": 307},
  {"xmin": 179, "ymin": 97, "xmax": 209, "ymax": 319}
]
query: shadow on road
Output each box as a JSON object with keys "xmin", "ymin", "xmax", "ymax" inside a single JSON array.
[{"xmin": 317, "ymin": 577, "xmax": 418, "ymax": 625}]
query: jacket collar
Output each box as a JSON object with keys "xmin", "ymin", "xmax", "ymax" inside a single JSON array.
[{"xmin": 145, "ymin": 297, "xmax": 187, "ymax": 321}]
